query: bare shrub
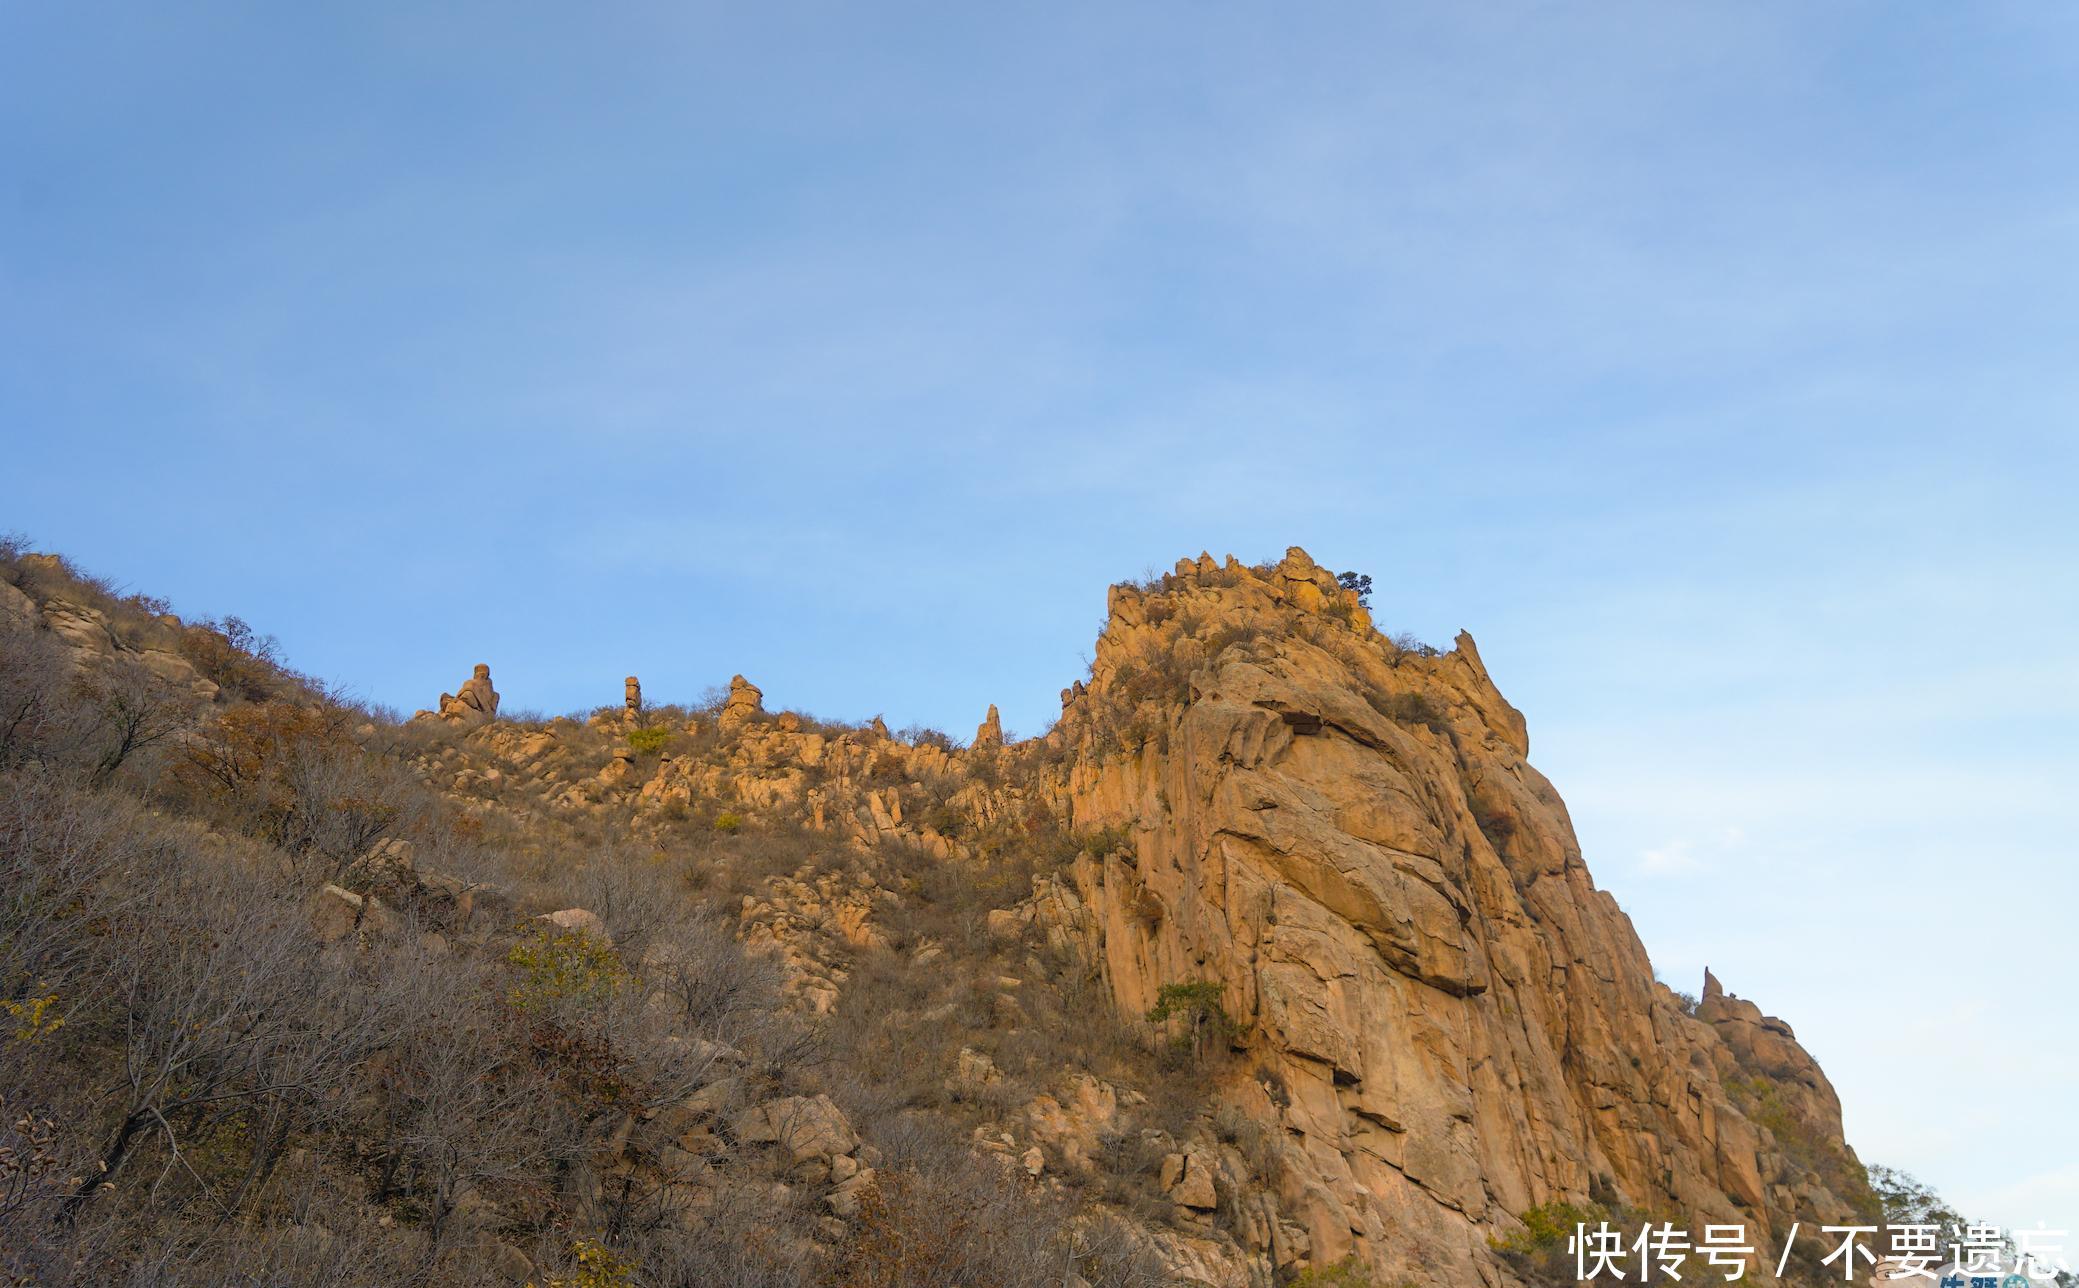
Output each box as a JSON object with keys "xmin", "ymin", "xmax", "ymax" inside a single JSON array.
[
  {"xmin": 835, "ymin": 1121, "xmax": 1164, "ymax": 1288},
  {"xmin": 0, "ymin": 621, "xmax": 89, "ymax": 772},
  {"xmin": 58, "ymin": 852, "xmax": 391, "ymax": 1225}
]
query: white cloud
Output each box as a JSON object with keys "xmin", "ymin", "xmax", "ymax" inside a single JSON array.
[
  {"xmin": 1637, "ymin": 825, "xmax": 1748, "ymax": 877},
  {"xmin": 1639, "ymin": 839, "xmax": 1704, "ymax": 875}
]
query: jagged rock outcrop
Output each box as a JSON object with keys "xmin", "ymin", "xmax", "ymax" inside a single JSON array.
[
  {"xmin": 719, "ymin": 674, "xmax": 764, "ymax": 731},
  {"xmin": 973, "ymin": 703, "xmax": 1004, "ymax": 750},
  {"xmin": 1020, "ymin": 546, "xmax": 1869, "ymax": 1285},
  {"xmin": 419, "ymin": 662, "xmax": 499, "ymax": 726},
  {"xmin": 624, "ymin": 675, "xmax": 642, "ymax": 720},
  {"xmin": 0, "ymin": 560, "xmax": 221, "ymax": 702},
  {"xmin": 363, "ymin": 544, "xmax": 1871, "ymax": 1287}
]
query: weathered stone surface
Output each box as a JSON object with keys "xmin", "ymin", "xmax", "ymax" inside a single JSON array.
[
  {"xmin": 308, "ymin": 883, "xmax": 364, "ymax": 943},
  {"xmin": 0, "ymin": 579, "xmax": 45, "ymax": 630},
  {"xmin": 1172, "ymin": 1153, "xmax": 1218, "ymax": 1210},
  {"xmin": 719, "ymin": 674, "xmax": 763, "ymax": 731},
  {"xmin": 1025, "ymin": 546, "xmax": 1869, "ymax": 1285},
  {"xmin": 42, "ymin": 601, "xmax": 118, "ymax": 662},
  {"xmin": 767, "ymin": 1093, "xmax": 857, "ymax": 1165},
  {"xmin": 137, "ymin": 647, "xmax": 218, "ymax": 702},
  {"xmin": 316, "ymin": 540, "xmax": 1872, "ymax": 1288},
  {"xmin": 420, "ymin": 663, "xmax": 499, "ymax": 725},
  {"xmin": 537, "ymin": 907, "xmax": 611, "ymax": 945},
  {"xmin": 973, "ymin": 703, "xmax": 1004, "ymax": 749}
]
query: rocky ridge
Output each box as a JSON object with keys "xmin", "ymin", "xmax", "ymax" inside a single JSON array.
[
  {"xmin": 383, "ymin": 547, "xmax": 1870, "ymax": 1285},
  {"xmin": 0, "ymin": 543, "xmax": 1875, "ymax": 1287}
]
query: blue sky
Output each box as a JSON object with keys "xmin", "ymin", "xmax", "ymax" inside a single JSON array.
[{"xmin": 5, "ymin": 1, "xmax": 2075, "ymax": 1233}]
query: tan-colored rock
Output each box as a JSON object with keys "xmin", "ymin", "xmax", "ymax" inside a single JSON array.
[
  {"xmin": 599, "ymin": 747, "xmax": 636, "ymax": 787},
  {"xmin": 421, "ymin": 663, "xmax": 499, "ymax": 725},
  {"xmin": 728, "ymin": 1105, "xmax": 779, "ymax": 1146},
  {"xmin": 136, "ymin": 648, "xmax": 218, "ymax": 702},
  {"xmin": 955, "ymin": 1046, "xmax": 1002, "ymax": 1087},
  {"xmin": 308, "ymin": 884, "xmax": 364, "ymax": 943},
  {"xmin": 1034, "ymin": 546, "xmax": 1868, "ymax": 1284},
  {"xmin": 764, "ymin": 1094, "xmax": 857, "ymax": 1166},
  {"xmin": 385, "ymin": 542, "xmax": 1875, "ymax": 1288},
  {"xmin": 537, "ymin": 907, "xmax": 610, "ymax": 945},
  {"xmin": 1172, "ymin": 1153, "xmax": 1218, "ymax": 1210},
  {"xmin": 43, "ymin": 601, "xmax": 114, "ymax": 656},
  {"xmin": 973, "ymin": 703, "xmax": 1003, "ymax": 749},
  {"xmin": 826, "ymin": 1167, "xmax": 873, "ymax": 1217},
  {"xmin": 624, "ymin": 675, "xmax": 642, "ymax": 719},
  {"xmin": 0, "ymin": 579, "xmax": 42, "ymax": 630},
  {"xmin": 719, "ymin": 674, "xmax": 763, "ymax": 730}
]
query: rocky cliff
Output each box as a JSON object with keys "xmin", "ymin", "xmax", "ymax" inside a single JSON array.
[
  {"xmin": 1015, "ymin": 548, "xmax": 1871, "ymax": 1283},
  {"xmin": 0, "ymin": 542, "xmax": 1876, "ymax": 1287},
  {"xmin": 368, "ymin": 545, "xmax": 1877, "ymax": 1284}
]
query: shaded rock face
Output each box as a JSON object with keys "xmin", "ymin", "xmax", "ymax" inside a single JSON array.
[{"xmin": 1034, "ymin": 548, "xmax": 1868, "ymax": 1285}]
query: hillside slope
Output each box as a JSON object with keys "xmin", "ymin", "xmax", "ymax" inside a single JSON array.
[{"xmin": 0, "ymin": 541, "xmax": 1873, "ymax": 1287}]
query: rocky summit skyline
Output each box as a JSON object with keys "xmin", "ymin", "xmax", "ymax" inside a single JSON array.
[{"xmin": 4, "ymin": 539, "xmax": 2037, "ymax": 1286}]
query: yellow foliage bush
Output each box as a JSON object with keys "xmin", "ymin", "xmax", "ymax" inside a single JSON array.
[
  {"xmin": 4, "ymin": 994, "xmax": 63, "ymax": 1042},
  {"xmin": 529, "ymin": 1239, "xmax": 634, "ymax": 1288},
  {"xmin": 506, "ymin": 928, "xmax": 628, "ymax": 1012}
]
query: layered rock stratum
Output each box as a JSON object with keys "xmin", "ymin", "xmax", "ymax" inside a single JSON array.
[{"xmin": 1021, "ymin": 549, "xmax": 1869, "ymax": 1282}]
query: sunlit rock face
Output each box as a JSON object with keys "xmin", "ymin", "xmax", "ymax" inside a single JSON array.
[{"xmin": 1027, "ymin": 548, "xmax": 1867, "ymax": 1285}]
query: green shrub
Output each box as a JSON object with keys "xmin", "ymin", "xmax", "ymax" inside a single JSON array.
[
  {"xmin": 1286, "ymin": 1256, "xmax": 1388, "ymax": 1287},
  {"xmin": 626, "ymin": 726, "xmax": 669, "ymax": 755},
  {"xmin": 506, "ymin": 926, "xmax": 629, "ymax": 1012},
  {"xmin": 713, "ymin": 812, "xmax": 743, "ymax": 833},
  {"xmin": 1145, "ymin": 981, "xmax": 1234, "ymax": 1062},
  {"xmin": 1490, "ymin": 1201, "xmax": 1600, "ymax": 1254}
]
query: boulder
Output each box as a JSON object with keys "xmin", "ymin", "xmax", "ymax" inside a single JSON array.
[
  {"xmin": 537, "ymin": 907, "xmax": 611, "ymax": 945},
  {"xmin": 766, "ymin": 1094, "xmax": 857, "ymax": 1166},
  {"xmin": 826, "ymin": 1167, "xmax": 874, "ymax": 1217},
  {"xmin": 309, "ymin": 884, "xmax": 364, "ymax": 944},
  {"xmin": 136, "ymin": 648, "xmax": 218, "ymax": 702},
  {"xmin": 718, "ymin": 675, "xmax": 763, "ymax": 731},
  {"xmin": 0, "ymin": 579, "xmax": 43, "ymax": 630},
  {"xmin": 1171, "ymin": 1154, "xmax": 1218, "ymax": 1211},
  {"xmin": 421, "ymin": 663, "xmax": 499, "ymax": 725}
]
